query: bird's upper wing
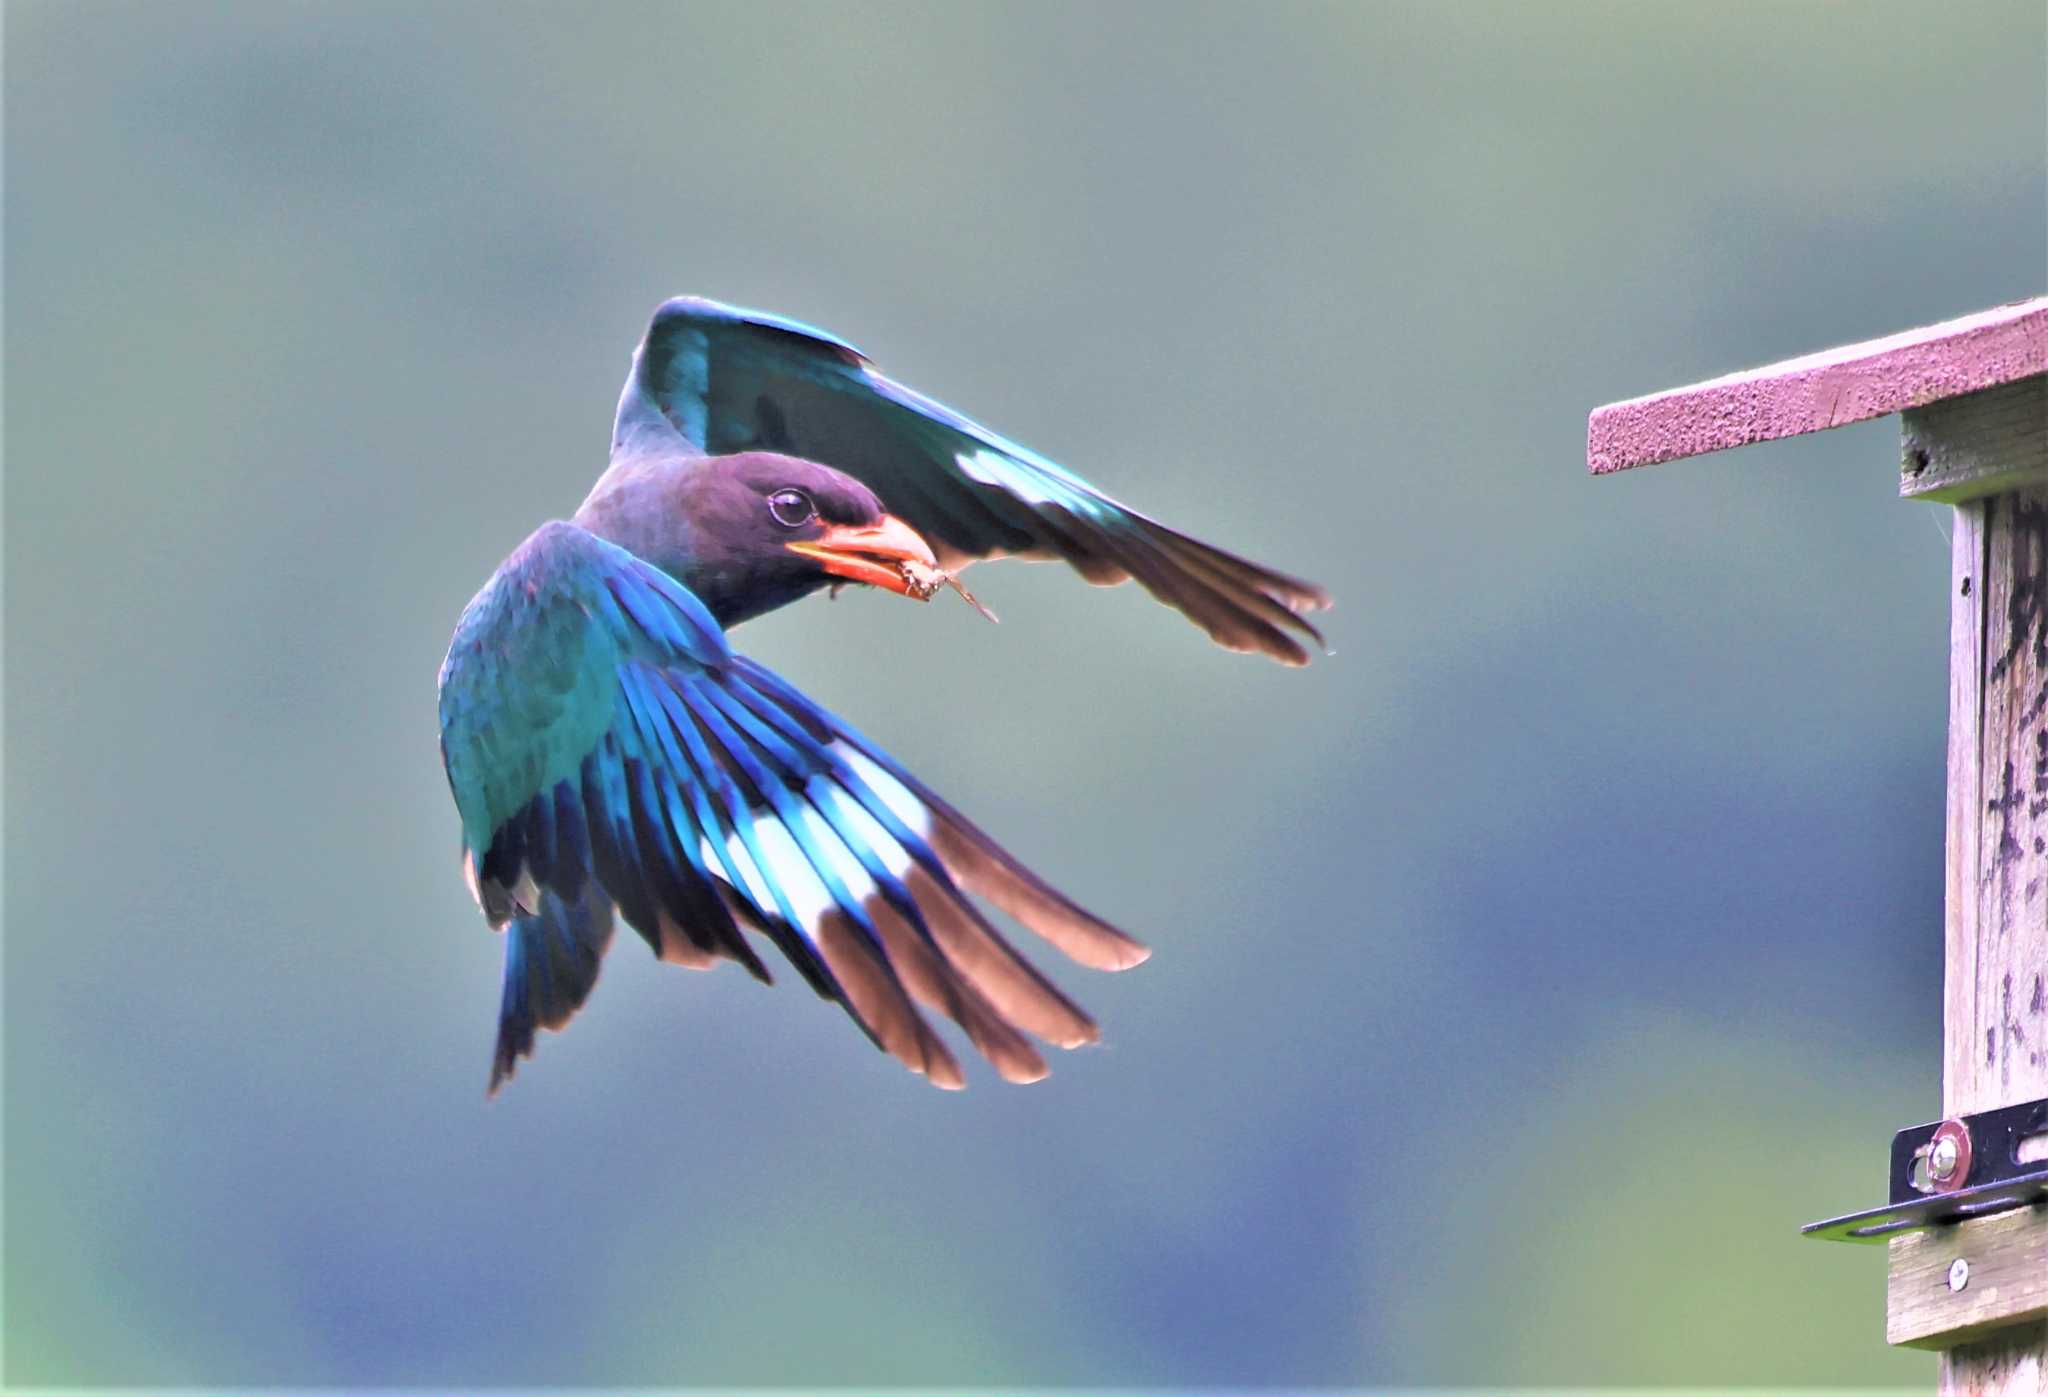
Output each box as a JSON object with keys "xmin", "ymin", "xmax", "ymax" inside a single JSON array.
[
  {"xmin": 610, "ymin": 297, "xmax": 1332, "ymax": 664},
  {"xmin": 438, "ymin": 521, "xmax": 1146, "ymax": 1094}
]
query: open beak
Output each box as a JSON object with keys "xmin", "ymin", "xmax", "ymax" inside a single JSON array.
[{"xmin": 786, "ymin": 514, "xmax": 939, "ymax": 597}]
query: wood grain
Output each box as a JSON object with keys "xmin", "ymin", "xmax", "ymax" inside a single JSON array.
[
  {"xmin": 1888, "ymin": 1205, "xmax": 2048, "ymax": 1350},
  {"xmin": 1942, "ymin": 488, "xmax": 2048, "ymax": 1119},
  {"xmin": 1915, "ymin": 483, "xmax": 2048, "ymax": 1395},
  {"xmin": 1588, "ymin": 301, "xmax": 2048, "ymax": 1388},
  {"xmin": 1587, "ymin": 296, "xmax": 2048, "ymax": 475},
  {"xmin": 1901, "ymin": 376, "xmax": 2048, "ymax": 505}
]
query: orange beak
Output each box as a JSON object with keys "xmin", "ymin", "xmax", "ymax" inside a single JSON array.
[{"xmin": 786, "ymin": 514, "xmax": 938, "ymax": 597}]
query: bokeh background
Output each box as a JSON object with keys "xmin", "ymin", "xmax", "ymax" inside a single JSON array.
[{"xmin": 6, "ymin": 0, "xmax": 2044, "ymax": 1387}]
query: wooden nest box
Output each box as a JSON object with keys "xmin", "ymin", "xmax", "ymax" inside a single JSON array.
[{"xmin": 1590, "ymin": 296, "xmax": 2048, "ymax": 1396}]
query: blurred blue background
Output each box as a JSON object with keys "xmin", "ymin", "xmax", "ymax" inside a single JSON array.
[{"xmin": 6, "ymin": 0, "xmax": 2044, "ymax": 1387}]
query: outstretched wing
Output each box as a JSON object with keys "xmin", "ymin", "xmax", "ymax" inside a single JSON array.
[
  {"xmin": 438, "ymin": 521, "xmax": 1146, "ymax": 1094},
  {"xmin": 611, "ymin": 296, "xmax": 1332, "ymax": 664}
]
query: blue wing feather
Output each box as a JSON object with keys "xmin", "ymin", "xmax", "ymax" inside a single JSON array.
[
  {"xmin": 439, "ymin": 519, "xmax": 1144, "ymax": 1091},
  {"xmin": 693, "ymin": 680, "xmax": 944, "ymax": 967},
  {"xmin": 492, "ymin": 880, "xmax": 614, "ymax": 1095}
]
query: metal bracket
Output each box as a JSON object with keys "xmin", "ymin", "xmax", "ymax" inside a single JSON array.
[{"xmin": 1803, "ymin": 1096, "xmax": 2048, "ymax": 1243}]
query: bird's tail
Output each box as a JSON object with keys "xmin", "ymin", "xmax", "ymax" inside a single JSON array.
[{"xmin": 490, "ymin": 879, "xmax": 616, "ymax": 1096}]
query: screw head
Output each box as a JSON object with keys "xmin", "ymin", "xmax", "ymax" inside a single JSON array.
[
  {"xmin": 1926, "ymin": 1119, "xmax": 1973, "ymax": 1192},
  {"xmin": 1948, "ymin": 1257, "xmax": 1970, "ymax": 1292}
]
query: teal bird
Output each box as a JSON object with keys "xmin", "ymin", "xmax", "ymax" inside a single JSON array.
[{"xmin": 439, "ymin": 298, "xmax": 1330, "ymax": 1093}]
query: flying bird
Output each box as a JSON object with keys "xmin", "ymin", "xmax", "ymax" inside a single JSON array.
[{"xmin": 438, "ymin": 297, "xmax": 1331, "ymax": 1094}]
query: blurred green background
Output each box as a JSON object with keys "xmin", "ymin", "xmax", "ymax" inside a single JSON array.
[{"xmin": 6, "ymin": 0, "xmax": 2044, "ymax": 1387}]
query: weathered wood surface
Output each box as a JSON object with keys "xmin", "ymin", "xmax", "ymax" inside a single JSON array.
[
  {"xmin": 1588, "ymin": 299, "xmax": 2048, "ymax": 1390},
  {"xmin": 1888, "ymin": 1205, "xmax": 2048, "ymax": 1350},
  {"xmin": 1587, "ymin": 297, "xmax": 2048, "ymax": 475},
  {"xmin": 1940, "ymin": 489, "xmax": 2048, "ymax": 1121},
  {"xmin": 1947, "ymin": 1322, "xmax": 2048, "ymax": 1397},
  {"xmin": 1917, "ymin": 486, "xmax": 2048, "ymax": 1396},
  {"xmin": 1901, "ymin": 376, "xmax": 2048, "ymax": 504}
]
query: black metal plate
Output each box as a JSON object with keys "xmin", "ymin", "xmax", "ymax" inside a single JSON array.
[{"xmin": 1804, "ymin": 1097, "xmax": 2048, "ymax": 1244}]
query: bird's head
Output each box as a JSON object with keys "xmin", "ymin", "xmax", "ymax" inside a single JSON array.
[{"xmin": 594, "ymin": 452, "xmax": 939, "ymax": 628}]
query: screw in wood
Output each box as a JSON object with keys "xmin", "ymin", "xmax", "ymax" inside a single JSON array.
[
  {"xmin": 1947, "ymin": 1257, "xmax": 1970, "ymax": 1293},
  {"xmin": 1925, "ymin": 1118, "xmax": 1973, "ymax": 1192}
]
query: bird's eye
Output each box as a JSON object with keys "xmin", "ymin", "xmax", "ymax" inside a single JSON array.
[{"xmin": 767, "ymin": 489, "xmax": 816, "ymax": 528}]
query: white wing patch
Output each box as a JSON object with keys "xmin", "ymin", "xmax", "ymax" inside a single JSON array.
[
  {"xmin": 956, "ymin": 447, "xmax": 1061, "ymax": 508},
  {"xmin": 815, "ymin": 783, "xmax": 910, "ymax": 881},
  {"xmin": 954, "ymin": 445, "xmax": 1112, "ymax": 520},
  {"xmin": 714, "ymin": 817, "xmax": 840, "ymax": 935},
  {"xmin": 700, "ymin": 832, "xmax": 776, "ymax": 922},
  {"xmin": 691, "ymin": 742, "xmax": 933, "ymax": 940},
  {"xmin": 837, "ymin": 744, "xmax": 930, "ymax": 836}
]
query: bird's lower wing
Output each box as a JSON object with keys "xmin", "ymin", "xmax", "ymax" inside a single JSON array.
[{"xmin": 440, "ymin": 523, "xmax": 1144, "ymax": 1094}]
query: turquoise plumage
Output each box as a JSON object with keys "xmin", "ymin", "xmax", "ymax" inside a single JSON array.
[
  {"xmin": 618, "ymin": 297, "xmax": 1333, "ymax": 663},
  {"xmin": 441, "ymin": 521, "xmax": 1144, "ymax": 1092},
  {"xmin": 439, "ymin": 297, "xmax": 1327, "ymax": 1093}
]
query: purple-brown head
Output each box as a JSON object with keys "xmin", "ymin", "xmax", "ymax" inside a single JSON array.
[{"xmin": 575, "ymin": 451, "xmax": 937, "ymax": 628}]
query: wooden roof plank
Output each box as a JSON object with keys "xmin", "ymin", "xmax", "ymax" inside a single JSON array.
[{"xmin": 1588, "ymin": 296, "xmax": 2048, "ymax": 475}]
